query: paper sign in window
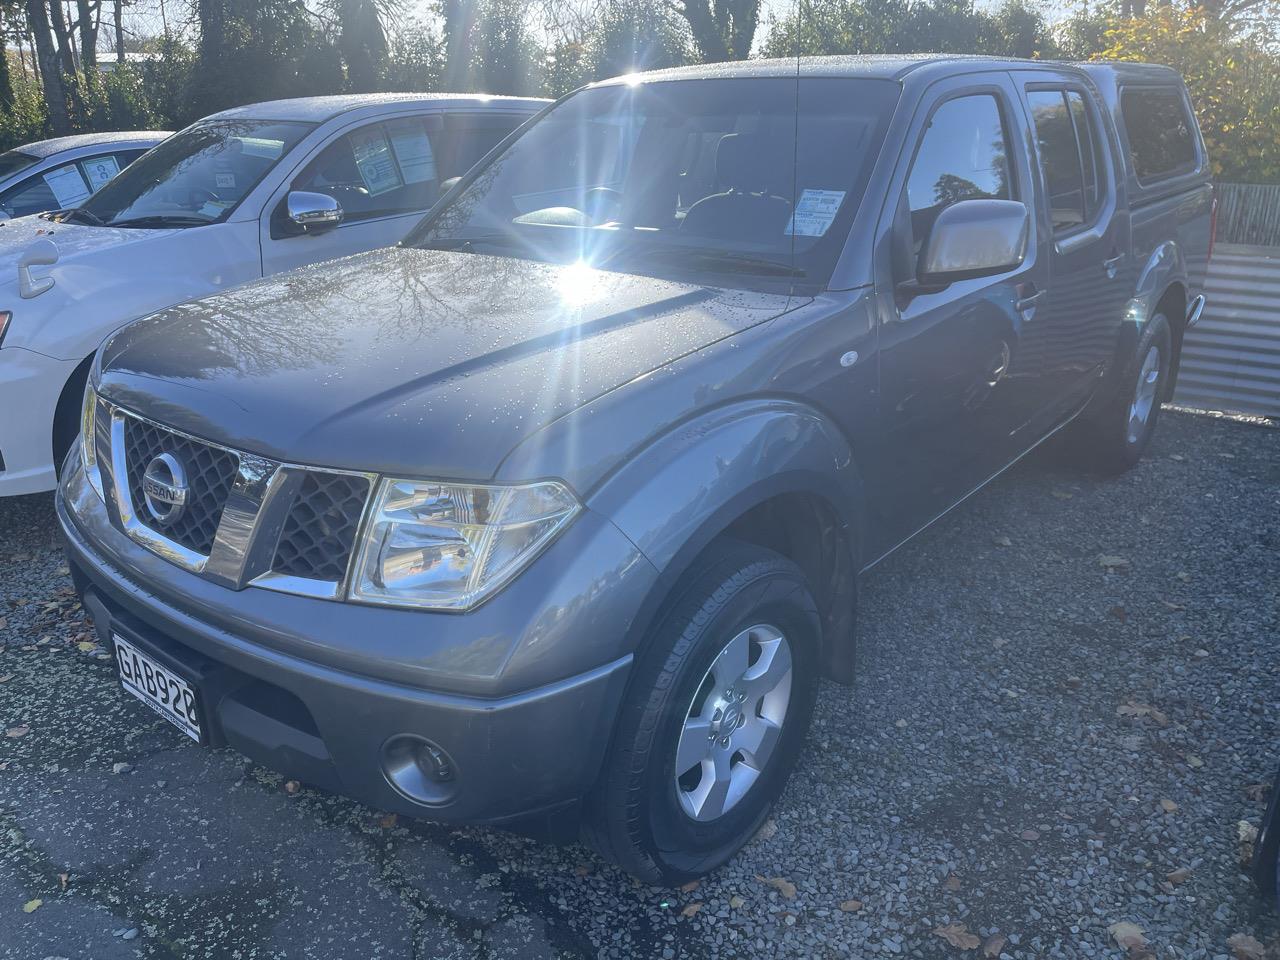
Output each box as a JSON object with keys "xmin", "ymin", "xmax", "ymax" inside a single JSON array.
[
  {"xmin": 83, "ymin": 156, "xmax": 120, "ymax": 192},
  {"xmin": 43, "ymin": 165, "xmax": 91, "ymax": 208},
  {"xmin": 351, "ymin": 128, "xmax": 402, "ymax": 197},
  {"xmin": 387, "ymin": 120, "xmax": 437, "ymax": 185},
  {"xmin": 784, "ymin": 189, "xmax": 846, "ymax": 237}
]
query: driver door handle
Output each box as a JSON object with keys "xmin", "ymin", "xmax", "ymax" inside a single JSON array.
[{"xmin": 1103, "ymin": 253, "xmax": 1125, "ymax": 279}]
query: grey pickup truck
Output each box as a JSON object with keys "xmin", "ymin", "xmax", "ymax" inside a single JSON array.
[{"xmin": 58, "ymin": 55, "xmax": 1212, "ymax": 882}]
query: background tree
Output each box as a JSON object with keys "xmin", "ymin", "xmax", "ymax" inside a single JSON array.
[{"xmin": 675, "ymin": 0, "xmax": 760, "ymax": 61}]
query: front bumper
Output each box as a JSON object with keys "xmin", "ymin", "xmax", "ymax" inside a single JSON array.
[
  {"xmin": 57, "ymin": 458, "xmax": 651, "ymax": 825},
  {"xmin": 0, "ymin": 346, "xmax": 79, "ymax": 496}
]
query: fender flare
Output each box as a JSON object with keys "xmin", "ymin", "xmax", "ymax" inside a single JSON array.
[{"xmin": 588, "ymin": 397, "xmax": 864, "ymax": 663}]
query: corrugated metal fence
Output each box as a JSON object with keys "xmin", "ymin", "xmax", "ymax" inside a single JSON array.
[{"xmin": 1173, "ymin": 242, "xmax": 1280, "ymax": 418}]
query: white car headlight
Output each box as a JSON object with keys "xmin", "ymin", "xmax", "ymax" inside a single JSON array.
[
  {"xmin": 80, "ymin": 382, "xmax": 104, "ymax": 501},
  {"xmin": 350, "ymin": 478, "xmax": 581, "ymax": 611}
]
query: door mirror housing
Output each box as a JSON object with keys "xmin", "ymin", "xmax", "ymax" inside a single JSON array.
[
  {"xmin": 918, "ymin": 199, "xmax": 1029, "ymax": 285},
  {"xmin": 286, "ymin": 190, "xmax": 343, "ymax": 234}
]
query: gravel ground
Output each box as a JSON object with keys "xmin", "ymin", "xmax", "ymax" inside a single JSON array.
[{"xmin": 1, "ymin": 407, "xmax": 1278, "ymax": 960}]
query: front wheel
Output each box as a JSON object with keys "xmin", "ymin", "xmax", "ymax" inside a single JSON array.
[{"xmin": 584, "ymin": 541, "xmax": 820, "ymax": 884}]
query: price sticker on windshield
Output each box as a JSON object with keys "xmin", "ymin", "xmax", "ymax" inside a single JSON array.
[{"xmin": 784, "ymin": 189, "xmax": 846, "ymax": 238}]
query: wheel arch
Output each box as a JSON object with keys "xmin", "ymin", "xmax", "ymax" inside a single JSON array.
[
  {"xmin": 51, "ymin": 353, "xmax": 95, "ymax": 476},
  {"xmin": 590, "ymin": 398, "xmax": 865, "ymax": 686}
]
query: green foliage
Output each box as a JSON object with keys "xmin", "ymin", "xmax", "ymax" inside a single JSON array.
[
  {"xmin": 0, "ymin": 71, "xmax": 48, "ymax": 152},
  {"xmin": 761, "ymin": 0, "xmax": 1055, "ymax": 59},
  {"xmin": 380, "ymin": 17, "xmax": 446, "ymax": 92}
]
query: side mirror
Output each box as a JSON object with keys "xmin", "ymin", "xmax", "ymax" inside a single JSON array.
[
  {"xmin": 286, "ymin": 190, "xmax": 343, "ymax": 234},
  {"xmin": 918, "ymin": 199, "xmax": 1029, "ymax": 285}
]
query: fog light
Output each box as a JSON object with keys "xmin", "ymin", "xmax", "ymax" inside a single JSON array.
[{"xmin": 381, "ymin": 735, "xmax": 460, "ymax": 805}]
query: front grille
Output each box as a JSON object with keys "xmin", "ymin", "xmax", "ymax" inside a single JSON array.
[
  {"xmin": 123, "ymin": 417, "xmax": 240, "ymax": 555},
  {"xmin": 271, "ymin": 472, "xmax": 371, "ymax": 582}
]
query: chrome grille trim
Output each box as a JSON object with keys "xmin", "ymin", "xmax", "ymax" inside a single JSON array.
[{"xmin": 98, "ymin": 400, "xmax": 377, "ymax": 598}]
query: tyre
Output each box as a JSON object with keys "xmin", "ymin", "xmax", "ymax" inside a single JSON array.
[
  {"xmin": 1074, "ymin": 312, "xmax": 1172, "ymax": 474},
  {"xmin": 1253, "ymin": 767, "xmax": 1280, "ymax": 907},
  {"xmin": 585, "ymin": 540, "xmax": 820, "ymax": 884}
]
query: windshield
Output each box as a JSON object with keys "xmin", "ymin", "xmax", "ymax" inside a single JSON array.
[
  {"xmin": 411, "ymin": 77, "xmax": 898, "ymax": 288},
  {"xmin": 78, "ymin": 119, "xmax": 313, "ymax": 227},
  {"xmin": 0, "ymin": 150, "xmax": 38, "ymax": 181}
]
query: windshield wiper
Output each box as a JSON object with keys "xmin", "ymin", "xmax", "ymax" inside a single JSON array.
[
  {"xmin": 420, "ymin": 233, "xmax": 520, "ymax": 253},
  {"xmin": 49, "ymin": 208, "xmax": 104, "ymax": 226},
  {"xmin": 108, "ymin": 214, "xmax": 210, "ymax": 229},
  {"xmin": 604, "ymin": 246, "xmax": 805, "ymax": 278}
]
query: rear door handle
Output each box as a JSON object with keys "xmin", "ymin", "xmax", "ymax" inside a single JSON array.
[
  {"xmin": 1103, "ymin": 254, "xmax": 1125, "ymax": 279},
  {"xmin": 1015, "ymin": 290, "xmax": 1044, "ymax": 317}
]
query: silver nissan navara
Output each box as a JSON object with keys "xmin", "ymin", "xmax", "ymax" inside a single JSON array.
[{"xmin": 58, "ymin": 56, "xmax": 1212, "ymax": 883}]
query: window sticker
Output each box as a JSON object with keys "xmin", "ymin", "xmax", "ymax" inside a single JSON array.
[
  {"xmin": 387, "ymin": 119, "xmax": 437, "ymax": 184},
  {"xmin": 215, "ymin": 172, "xmax": 236, "ymax": 189},
  {"xmin": 350, "ymin": 127, "xmax": 403, "ymax": 197},
  {"xmin": 197, "ymin": 199, "xmax": 234, "ymax": 219},
  {"xmin": 42, "ymin": 165, "xmax": 91, "ymax": 208},
  {"xmin": 784, "ymin": 189, "xmax": 846, "ymax": 237},
  {"xmin": 83, "ymin": 156, "xmax": 120, "ymax": 192}
]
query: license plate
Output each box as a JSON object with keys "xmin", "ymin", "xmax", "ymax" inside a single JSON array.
[{"xmin": 112, "ymin": 634, "xmax": 201, "ymax": 742}]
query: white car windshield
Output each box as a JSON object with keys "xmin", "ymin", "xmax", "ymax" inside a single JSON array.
[
  {"xmin": 74, "ymin": 119, "xmax": 313, "ymax": 228},
  {"xmin": 412, "ymin": 77, "xmax": 899, "ymax": 288}
]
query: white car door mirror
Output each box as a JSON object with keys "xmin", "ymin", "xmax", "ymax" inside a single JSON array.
[{"xmin": 286, "ymin": 191, "xmax": 343, "ymax": 234}]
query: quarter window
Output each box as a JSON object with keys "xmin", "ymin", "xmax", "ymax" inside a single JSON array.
[
  {"xmin": 905, "ymin": 93, "xmax": 1014, "ymax": 252},
  {"xmin": 1028, "ymin": 89, "xmax": 1106, "ymax": 232},
  {"xmin": 1120, "ymin": 87, "xmax": 1197, "ymax": 182},
  {"xmin": 0, "ymin": 152, "xmax": 138, "ymax": 218}
]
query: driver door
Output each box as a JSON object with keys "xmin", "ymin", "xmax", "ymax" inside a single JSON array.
[{"xmin": 869, "ymin": 73, "xmax": 1049, "ymax": 554}]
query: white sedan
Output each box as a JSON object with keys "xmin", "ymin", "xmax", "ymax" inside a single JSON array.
[
  {"xmin": 0, "ymin": 131, "xmax": 170, "ymax": 219},
  {"xmin": 0, "ymin": 92, "xmax": 546, "ymax": 496}
]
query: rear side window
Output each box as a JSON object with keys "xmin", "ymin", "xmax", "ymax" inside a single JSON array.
[
  {"xmin": 1027, "ymin": 88, "xmax": 1106, "ymax": 232},
  {"xmin": 1120, "ymin": 87, "xmax": 1197, "ymax": 182},
  {"xmin": 906, "ymin": 94, "xmax": 1013, "ymax": 250}
]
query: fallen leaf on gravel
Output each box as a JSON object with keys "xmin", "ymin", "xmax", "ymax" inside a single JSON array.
[
  {"xmin": 680, "ymin": 902, "xmax": 702, "ymax": 918},
  {"xmin": 111, "ymin": 762, "xmax": 132, "ymax": 775},
  {"xmin": 839, "ymin": 899, "xmax": 863, "ymax": 912},
  {"xmin": 58, "ymin": 873, "xmax": 68, "ymax": 891},
  {"xmin": 0, "ymin": 674, "xmax": 11, "ymax": 683},
  {"xmin": 943, "ymin": 874, "xmax": 962, "ymax": 891},
  {"xmin": 1160, "ymin": 798, "xmax": 1178, "ymax": 813},
  {"xmin": 574, "ymin": 864, "xmax": 592, "ymax": 877},
  {"xmin": 1108, "ymin": 605, "xmax": 1128, "ymax": 622},
  {"xmin": 76, "ymin": 641, "xmax": 96, "ymax": 653},
  {"xmin": 0, "ymin": 617, "xmax": 6, "ymax": 629},
  {"xmin": 1245, "ymin": 783, "xmax": 1270, "ymax": 802},
  {"xmin": 1019, "ymin": 829, "xmax": 1040, "ymax": 841},
  {"xmin": 895, "ymin": 718, "xmax": 908, "ymax": 728},
  {"xmin": 1238, "ymin": 821, "xmax": 1259, "ymax": 844},
  {"xmin": 1161, "ymin": 599, "xmax": 1185, "ymax": 610},
  {"xmin": 679, "ymin": 879, "xmax": 700, "ymax": 893},
  {"xmin": 993, "ymin": 536, "xmax": 1012, "ymax": 547},
  {"xmin": 283, "ymin": 780, "xmax": 301, "ymax": 795},
  {"xmin": 1228, "ymin": 933, "xmax": 1265, "ymax": 960},
  {"xmin": 1194, "ymin": 648, "xmax": 1210, "ymax": 659},
  {"xmin": 756, "ymin": 875, "xmax": 796, "ymax": 899},
  {"xmin": 1187, "ymin": 754, "xmax": 1205, "ymax": 769},
  {"xmin": 1064, "ymin": 676, "xmax": 1083, "ymax": 690},
  {"xmin": 1117, "ymin": 702, "xmax": 1169, "ymax": 726},
  {"xmin": 933, "ymin": 923, "xmax": 981, "ymax": 950},
  {"xmin": 1109, "ymin": 921, "xmax": 1147, "ymax": 950},
  {"xmin": 983, "ymin": 933, "xmax": 1008, "ymax": 957},
  {"xmin": 21, "ymin": 899, "xmax": 41, "ymax": 913},
  {"xmin": 754, "ymin": 818, "xmax": 778, "ymax": 841},
  {"xmin": 728, "ymin": 895, "xmax": 745, "ymax": 909},
  {"xmin": 5, "ymin": 725, "xmax": 29, "ymax": 738},
  {"xmin": 1170, "ymin": 453, "xmax": 1186, "ymax": 462},
  {"xmin": 992, "ymin": 637, "xmax": 1009, "ymax": 649},
  {"xmin": 1098, "ymin": 555, "xmax": 1131, "ymax": 570},
  {"xmin": 378, "ymin": 813, "xmax": 397, "ymax": 829},
  {"xmin": 1167, "ymin": 867, "xmax": 1192, "ymax": 885},
  {"xmin": 1176, "ymin": 571, "xmax": 1191, "ymax": 582},
  {"xmin": 1051, "ymin": 490, "xmax": 1074, "ymax": 500}
]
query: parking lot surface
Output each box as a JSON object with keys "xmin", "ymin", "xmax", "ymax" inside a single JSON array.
[{"xmin": 2, "ymin": 408, "xmax": 1278, "ymax": 959}]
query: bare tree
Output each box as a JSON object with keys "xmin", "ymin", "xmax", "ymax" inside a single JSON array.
[
  {"xmin": 113, "ymin": 0, "xmax": 123, "ymax": 62},
  {"xmin": 74, "ymin": 0, "xmax": 99, "ymax": 70},
  {"xmin": 332, "ymin": 0, "xmax": 399, "ymax": 92},
  {"xmin": 25, "ymin": 0, "xmax": 71, "ymax": 132},
  {"xmin": 672, "ymin": 0, "xmax": 759, "ymax": 61}
]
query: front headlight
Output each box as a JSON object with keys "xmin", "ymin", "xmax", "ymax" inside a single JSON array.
[
  {"xmin": 350, "ymin": 478, "xmax": 581, "ymax": 611},
  {"xmin": 80, "ymin": 382, "xmax": 104, "ymax": 501}
]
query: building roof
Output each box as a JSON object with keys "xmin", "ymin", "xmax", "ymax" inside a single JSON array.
[
  {"xmin": 208, "ymin": 92, "xmax": 549, "ymax": 123},
  {"xmin": 15, "ymin": 130, "xmax": 170, "ymax": 158}
]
